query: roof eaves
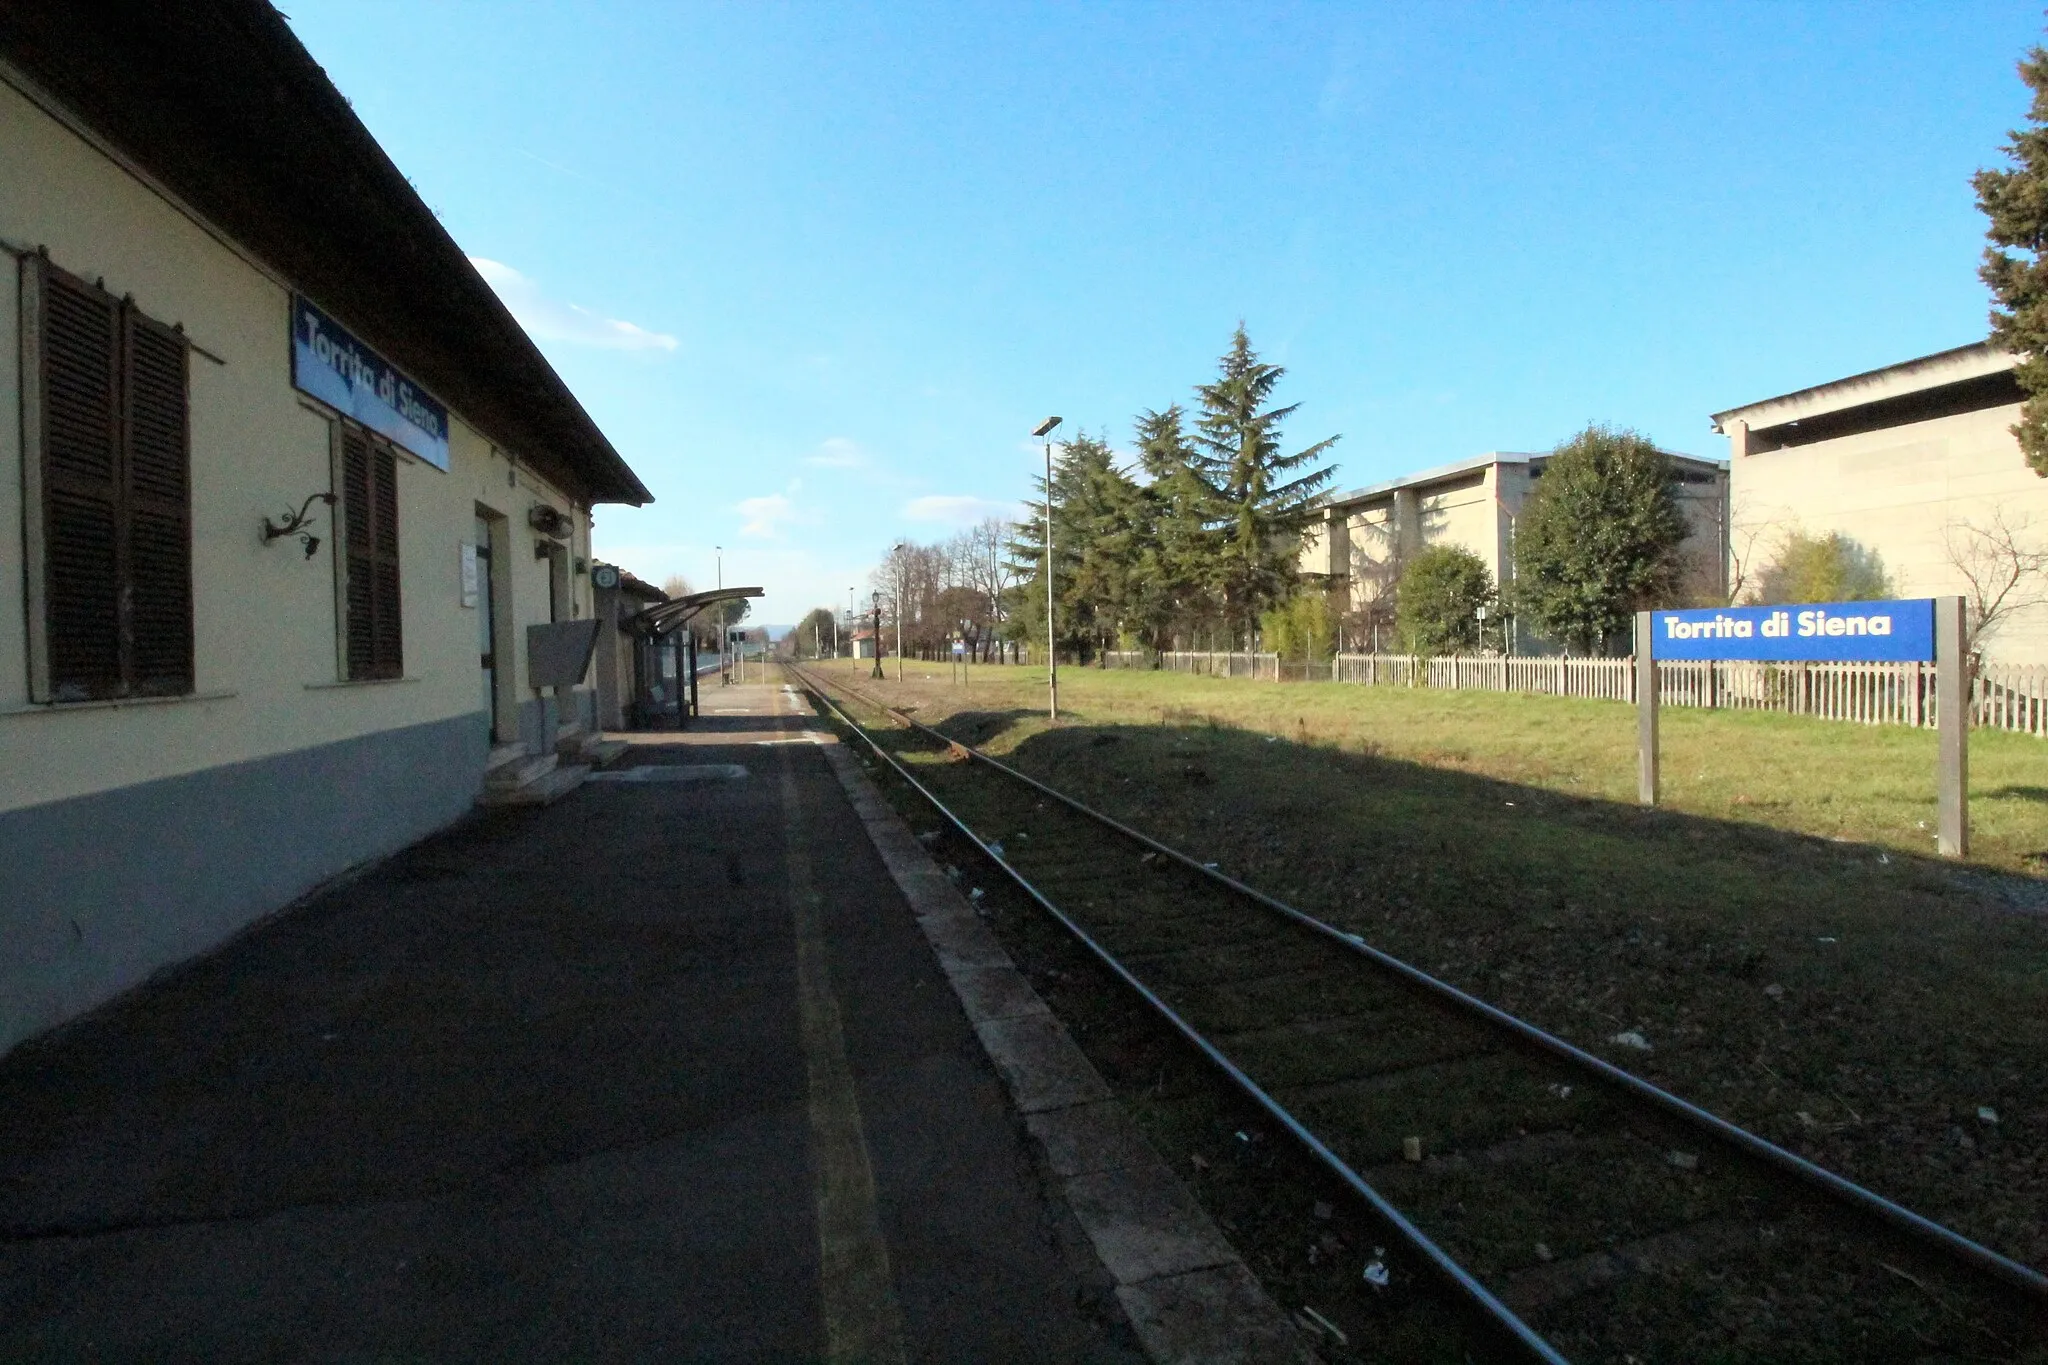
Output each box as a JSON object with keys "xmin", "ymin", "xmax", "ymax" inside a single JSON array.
[
  {"xmin": 0, "ymin": 0, "xmax": 655, "ymax": 507},
  {"xmin": 1710, "ymin": 341, "xmax": 2009, "ymax": 432}
]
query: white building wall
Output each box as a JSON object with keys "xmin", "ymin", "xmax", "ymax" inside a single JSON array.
[
  {"xmin": 0, "ymin": 68, "xmax": 607, "ymax": 1055},
  {"xmin": 1730, "ymin": 402, "xmax": 2048, "ymax": 662}
]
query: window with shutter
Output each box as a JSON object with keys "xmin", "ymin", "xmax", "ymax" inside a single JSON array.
[
  {"xmin": 123, "ymin": 311, "xmax": 193, "ymax": 695},
  {"xmin": 339, "ymin": 420, "xmax": 403, "ymax": 680},
  {"xmin": 27, "ymin": 258, "xmax": 192, "ymax": 702}
]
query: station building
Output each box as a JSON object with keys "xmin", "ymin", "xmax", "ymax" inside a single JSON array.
[
  {"xmin": 0, "ymin": 3, "xmax": 654, "ymax": 1054},
  {"xmin": 1301, "ymin": 450, "xmax": 1730, "ymax": 653},
  {"xmin": 1712, "ymin": 343, "xmax": 2048, "ymax": 664}
]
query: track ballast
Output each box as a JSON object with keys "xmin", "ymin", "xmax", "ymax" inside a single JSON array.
[{"xmin": 794, "ymin": 665, "xmax": 2046, "ymax": 1364}]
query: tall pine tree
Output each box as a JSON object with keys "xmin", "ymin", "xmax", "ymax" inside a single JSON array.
[
  {"xmin": 1131, "ymin": 404, "xmax": 1220, "ymax": 649},
  {"xmin": 1009, "ymin": 432, "xmax": 1144, "ymax": 658},
  {"xmin": 1189, "ymin": 327, "xmax": 1339, "ymax": 642},
  {"xmin": 1975, "ymin": 39, "xmax": 2048, "ymax": 476}
]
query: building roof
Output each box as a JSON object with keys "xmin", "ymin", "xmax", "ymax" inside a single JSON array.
[
  {"xmin": 1323, "ymin": 447, "xmax": 1722, "ymax": 509},
  {"xmin": 0, "ymin": 0, "xmax": 653, "ymax": 507},
  {"xmin": 1709, "ymin": 342, "xmax": 2019, "ymax": 443},
  {"xmin": 612, "ymin": 569, "xmax": 668, "ymax": 604}
]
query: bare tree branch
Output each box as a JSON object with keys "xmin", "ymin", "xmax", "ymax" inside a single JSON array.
[{"xmin": 1944, "ymin": 509, "xmax": 2048, "ymax": 644}]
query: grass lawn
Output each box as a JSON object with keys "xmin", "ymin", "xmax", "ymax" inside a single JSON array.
[
  {"xmin": 823, "ymin": 658, "xmax": 2047, "ymax": 876},
  {"xmin": 805, "ymin": 658, "xmax": 2048, "ymax": 1271}
]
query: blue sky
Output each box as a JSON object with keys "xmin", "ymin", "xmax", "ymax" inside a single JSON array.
[{"xmin": 285, "ymin": 1, "xmax": 2043, "ymax": 627}]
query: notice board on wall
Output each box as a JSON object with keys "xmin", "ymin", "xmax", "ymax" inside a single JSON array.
[{"xmin": 527, "ymin": 620, "xmax": 601, "ymax": 689}]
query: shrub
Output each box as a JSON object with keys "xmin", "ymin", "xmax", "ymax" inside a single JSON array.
[
  {"xmin": 1755, "ymin": 531, "xmax": 1894, "ymax": 604},
  {"xmin": 1260, "ymin": 592, "xmax": 1337, "ymax": 660},
  {"xmin": 1397, "ymin": 545, "xmax": 1496, "ymax": 656}
]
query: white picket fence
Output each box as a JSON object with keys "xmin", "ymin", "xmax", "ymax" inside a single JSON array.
[{"xmin": 1096, "ymin": 650, "xmax": 2048, "ymax": 737}]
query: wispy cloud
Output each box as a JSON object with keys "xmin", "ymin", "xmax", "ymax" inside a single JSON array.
[
  {"xmin": 804, "ymin": 437, "xmax": 867, "ymax": 469},
  {"xmin": 469, "ymin": 257, "xmax": 678, "ymax": 352},
  {"xmin": 737, "ymin": 493, "xmax": 798, "ymax": 538},
  {"xmin": 903, "ymin": 494, "xmax": 1020, "ymax": 527}
]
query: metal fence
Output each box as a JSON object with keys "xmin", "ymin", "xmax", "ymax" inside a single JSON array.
[{"xmin": 1096, "ymin": 650, "xmax": 2048, "ymax": 737}]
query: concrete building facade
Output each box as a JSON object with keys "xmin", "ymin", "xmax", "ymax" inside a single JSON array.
[
  {"xmin": 1712, "ymin": 343, "xmax": 2048, "ymax": 664},
  {"xmin": 1302, "ymin": 450, "xmax": 1729, "ymax": 652},
  {"xmin": 0, "ymin": 6, "xmax": 652, "ymax": 1054}
]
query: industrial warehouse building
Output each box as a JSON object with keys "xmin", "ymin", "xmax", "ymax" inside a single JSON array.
[
  {"xmin": 1713, "ymin": 342, "xmax": 2048, "ymax": 664},
  {"xmin": 0, "ymin": 4, "xmax": 653, "ymax": 1054},
  {"xmin": 1301, "ymin": 449, "xmax": 1731, "ymax": 653}
]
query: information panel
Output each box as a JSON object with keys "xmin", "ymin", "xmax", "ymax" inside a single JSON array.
[
  {"xmin": 291, "ymin": 295, "xmax": 450, "ymax": 470},
  {"xmin": 1649, "ymin": 599, "xmax": 1934, "ymax": 663}
]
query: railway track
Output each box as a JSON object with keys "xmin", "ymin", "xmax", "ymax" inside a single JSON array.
[{"xmin": 792, "ymin": 664, "xmax": 2048, "ymax": 1364}]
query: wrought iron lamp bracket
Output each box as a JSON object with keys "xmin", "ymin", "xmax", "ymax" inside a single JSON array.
[{"xmin": 262, "ymin": 491, "xmax": 336, "ymax": 559}]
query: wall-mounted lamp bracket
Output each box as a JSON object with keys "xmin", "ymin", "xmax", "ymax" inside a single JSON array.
[{"xmin": 262, "ymin": 492, "xmax": 336, "ymax": 560}]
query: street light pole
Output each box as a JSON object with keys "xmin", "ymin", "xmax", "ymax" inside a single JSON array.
[
  {"xmin": 715, "ymin": 545, "xmax": 725, "ymax": 685},
  {"xmin": 1032, "ymin": 416, "xmax": 1063, "ymax": 720},
  {"xmin": 890, "ymin": 541, "xmax": 909, "ymax": 683},
  {"xmin": 870, "ymin": 592, "xmax": 885, "ymax": 680}
]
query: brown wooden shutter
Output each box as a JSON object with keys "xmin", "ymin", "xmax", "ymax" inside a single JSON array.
[
  {"xmin": 121, "ymin": 306, "xmax": 193, "ymax": 695},
  {"xmin": 340, "ymin": 423, "xmax": 377, "ymax": 679},
  {"xmin": 340, "ymin": 423, "xmax": 403, "ymax": 680},
  {"xmin": 370, "ymin": 442, "xmax": 403, "ymax": 677},
  {"xmin": 38, "ymin": 264, "xmax": 124, "ymax": 701}
]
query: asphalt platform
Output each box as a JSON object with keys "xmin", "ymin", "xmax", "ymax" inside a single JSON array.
[{"xmin": 0, "ymin": 681, "xmax": 1148, "ymax": 1363}]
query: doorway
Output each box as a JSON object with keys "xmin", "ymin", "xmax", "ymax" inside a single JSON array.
[{"xmin": 476, "ymin": 509, "xmax": 514, "ymax": 743}]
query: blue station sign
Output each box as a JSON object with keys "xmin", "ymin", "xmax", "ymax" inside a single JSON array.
[
  {"xmin": 1649, "ymin": 599, "xmax": 1935, "ymax": 663},
  {"xmin": 291, "ymin": 296, "xmax": 450, "ymax": 470}
]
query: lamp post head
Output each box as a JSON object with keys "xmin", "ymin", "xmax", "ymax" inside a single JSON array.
[{"xmin": 1031, "ymin": 416, "xmax": 1062, "ymax": 439}]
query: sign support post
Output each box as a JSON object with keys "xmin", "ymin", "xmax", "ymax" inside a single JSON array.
[
  {"xmin": 1635, "ymin": 611, "xmax": 1658, "ymax": 807},
  {"xmin": 1935, "ymin": 595, "xmax": 1969, "ymax": 859}
]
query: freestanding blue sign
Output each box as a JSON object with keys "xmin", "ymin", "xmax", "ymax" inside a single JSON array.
[
  {"xmin": 291, "ymin": 296, "xmax": 450, "ymax": 470},
  {"xmin": 1649, "ymin": 599, "xmax": 1935, "ymax": 663},
  {"xmin": 1632, "ymin": 595, "xmax": 1968, "ymax": 858}
]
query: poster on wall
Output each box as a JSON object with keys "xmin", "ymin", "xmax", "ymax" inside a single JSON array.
[{"xmin": 291, "ymin": 295, "xmax": 450, "ymax": 470}]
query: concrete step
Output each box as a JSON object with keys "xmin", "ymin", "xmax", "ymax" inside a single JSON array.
[
  {"xmin": 486, "ymin": 751, "xmax": 559, "ymax": 791},
  {"xmin": 480, "ymin": 761, "xmax": 589, "ymax": 808},
  {"xmin": 485, "ymin": 743, "xmax": 529, "ymax": 778},
  {"xmin": 554, "ymin": 722, "xmax": 590, "ymax": 758},
  {"xmin": 585, "ymin": 738, "xmax": 630, "ymax": 769}
]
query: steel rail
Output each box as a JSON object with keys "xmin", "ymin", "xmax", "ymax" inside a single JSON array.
[
  {"xmin": 793, "ymin": 666, "xmax": 1568, "ymax": 1363},
  {"xmin": 799, "ymin": 666, "xmax": 2048, "ymax": 1310}
]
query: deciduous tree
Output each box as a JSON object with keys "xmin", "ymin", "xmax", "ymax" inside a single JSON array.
[
  {"xmin": 1943, "ymin": 510, "xmax": 2048, "ymax": 645},
  {"xmin": 1755, "ymin": 531, "xmax": 1894, "ymax": 605},
  {"xmin": 1396, "ymin": 545, "xmax": 1495, "ymax": 656},
  {"xmin": 1512, "ymin": 426, "xmax": 1687, "ymax": 655},
  {"xmin": 1260, "ymin": 592, "xmax": 1338, "ymax": 661},
  {"xmin": 795, "ymin": 607, "xmax": 836, "ymax": 658}
]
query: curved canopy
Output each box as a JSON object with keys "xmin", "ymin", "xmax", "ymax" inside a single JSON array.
[{"xmin": 629, "ymin": 587, "xmax": 763, "ymax": 638}]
